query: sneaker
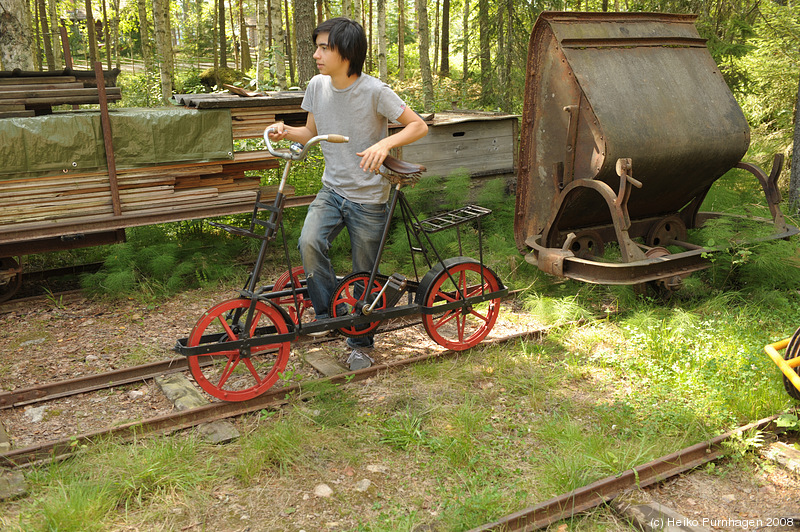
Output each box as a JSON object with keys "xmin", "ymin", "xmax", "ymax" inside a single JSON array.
[{"xmin": 346, "ymin": 348, "xmax": 374, "ymax": 371}]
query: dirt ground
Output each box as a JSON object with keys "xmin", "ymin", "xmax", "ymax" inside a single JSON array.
[{"xmin": 1, "ymin": 284, "xmax": 799, "ymax": 530}]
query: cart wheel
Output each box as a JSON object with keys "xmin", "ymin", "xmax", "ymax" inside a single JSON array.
[
  {"xmin": 187, "ymin": 298, "xmax": 291, "ymax": 401},
  {"xmin": 0, "ymin": 257, "xmax": 22, "ymax": 304},
  {"xmin": 783, "ymin": 326, "xmax": 800, "ymax": 401},
  {"xmin": 569, "ymin": 230, "xmax": 605, "ymax": 259},
  {"xmin": 420, "ymin": 258, "xmax": 501, "ymax": 351},
  {"xmin": 646, "ymin": 215, "xmax": 687, "ymax": 247},
  {"xmin": 271, "ymin": 266, "xmax": 312, "ymax": 324},
  {"xmin": 330, "ymin": 272, "xmax": 386, "ymax": 337}
]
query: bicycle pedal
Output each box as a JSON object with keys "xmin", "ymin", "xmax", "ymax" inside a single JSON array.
[{"xmin": 384, "ymin": 273, "xmax": 408, "ymax": 308}]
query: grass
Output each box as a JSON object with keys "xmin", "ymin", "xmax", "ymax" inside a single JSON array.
[
  {"xmin": 3, "ymin": 282, "xmax": 799, "ymax": 529},
  {"xmin": 4, "ymin": 133, "xmax": 800, "ymax": 529}
]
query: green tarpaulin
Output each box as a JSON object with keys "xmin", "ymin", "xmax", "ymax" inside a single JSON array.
[{"xmin": 0, "ymin": 107, "xmax": 233, "ymax": 180}]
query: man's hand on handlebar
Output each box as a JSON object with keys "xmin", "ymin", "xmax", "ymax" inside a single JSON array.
[{"xmin": 266, "ymin": 122, "xmax": 289, "ymax": 141}]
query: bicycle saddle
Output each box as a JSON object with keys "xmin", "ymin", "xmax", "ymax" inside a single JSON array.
[{"xmin": 381, "ymin": 155, "xmax": 427, "ymax": 185}]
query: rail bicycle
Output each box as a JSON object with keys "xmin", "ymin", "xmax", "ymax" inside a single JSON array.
[{"xmin": 175, "ymin": 128, "xmax": 508, "ymax": 401}]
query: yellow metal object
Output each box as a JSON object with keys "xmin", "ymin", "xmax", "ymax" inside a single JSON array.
[{"xmin": 765, "ymin": 337, "xmax": 800, "ymax": 394}]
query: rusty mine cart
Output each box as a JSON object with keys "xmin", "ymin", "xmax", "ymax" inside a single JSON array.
[{"xmin": 514, "ymin": 12, "xmax": 798, "ymax": 292}]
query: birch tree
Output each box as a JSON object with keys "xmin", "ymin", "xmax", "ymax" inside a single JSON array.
[
  {"xmin": 152, "ymin": 0, "xmax": 174, "ymax": 104},
  {"xmin": 219, "ymin": 0, "xmax": 227, "ymax": 67},
  {"xmin": 377, "ymin": 0, "xmax": 387, "ymax": 81},
  {"xmin": 269, "ymin": 0, "xmax": 286, "ymax": 88},
  {"xmin": 256, "ymin": 0, "xmax": 267, "ymax": 89},
  {"xmin": 478, "ymin": 0, "xmax": 490, "ymax": 100},
  {"xmin": 239, "ymin": 0, "xmax": 251, "ymax": 71},
  {"xmin": 295, "ymin": 0, "xmax": 315, "ymax": 85},
  {"xmin": 136, "ymin": 0, "xmax": 153, "ymax": 73},
  {"xmin": 0, "ymin": 0, "xmax": 35, "ymax": 69},
  {"xmin": 440, "ymin": 0, "xmax": 449, "ymax": 76},
  {"xmin": 36, "ymin": 0, "xmax": 54, "ymax": 69},
  {"xmin": 397, "ymin": 0, "xmax": 405, "ymax": 79},
  {"xmin": 48, "ymin": 0, "xmax": 61, "ymax": 68},
  {"xmin": 85, "ymin": 0, "xmax": 98, "ymax": 64},
  {"xmin": 416, "ymin": 0, "xmax": 434, "ymax": 111}
]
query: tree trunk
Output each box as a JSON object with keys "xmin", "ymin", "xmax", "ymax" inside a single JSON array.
[
  {"xmin": 36, "ymin": 0, "xmax": 54, "ymax": 69},
  {"xmin": 136, "ymin": 0, "xmax": 153, "ymax": 73},
  {"xmin": 213, "ymin": 0, "xmax": 219, "ymax": 84},
  {"xmin": 295, "ymin": 0, "xmax": 315, "ymax": 85},
  {"xmin": 377, "ymin": 0, "xmax": 387, "ymax": 81},
  {"xmin": 440, "ymin": 0, "xmax": 449, "ymax": 76},
  {"xmin": 478, "ymin": 0, "xmax": 490, "ymax": 100},
  {"xmin": 497, "ymin": 0, "xmax": 512, "ymax": 112},
  {"xmin": 256, "ymin": 0, "xmax": 267, "ymax": 89},
  {"xmin": 219, "ymin": 0, "xmax": 227, "ymax": 67},
  {"xmin": 31, "ymin": 0, "xmax": 39, "ymax": 69},
  {"xmin": 790, "ymin": 64, "xmax": 800, "ymax": 212},
  {"xmin": 152, "ymin": 0, "xmax": 174, "ymax": 104},
  {"xmin": 398, "ymin": 0, "xmax": 405, "ymax": 80},
  {"xmin": 48, "ymin": 0, "xmax": 62, "ymax": 68},
  {"xmin": 284, "ymin": 0, "xmax": 294, "ymax": 85},
  {"xmin": 0, "ymin": 0, "xmax": 34, "ymax": 70},
  {"xmin": 239, "ymin": 0, "xmax": 252, "ymax": 71},
  {"xmin": 101, "ymin": 0, "xmax": 111, "ymax": 70},
  {"xmin": 85, "ymin": 0, "xmax": 98, "ymax": 64},
  {"xmin": 228, "ymin": 0, "xmax": 238, "ymax": 69},
  {"xmin": 416, "ymin": 0, "xmax": 434, "ymax": 111},
  {"xmin": 110, "ymin": 0, "xmax": 121, "ymax": 69},
  {"xmin": 432, "ymin": 0, "xmax": 438, "ymax": 74},
  {"xmin": 269, "ymin": 0, "xmax": 286, "ymax": 88},
  {"xmin": 461, "ymin": 0, "xmax": 468, "ymax": 80}
]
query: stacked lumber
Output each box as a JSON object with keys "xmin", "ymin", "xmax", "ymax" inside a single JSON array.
[
  {"xmin": 230, "ymin": 105, "xmax": 307, "ymax": 139},
  {"xmin": 173, "ymin": 92, "xmax": 307, "ymax": 140},
  {"xmin": 0, "ymin": 151, "xmax": 280, "ymax": 228},
  {"xmin": 0, "ymin": 70, "xmax": 121, "ymax": 118}
]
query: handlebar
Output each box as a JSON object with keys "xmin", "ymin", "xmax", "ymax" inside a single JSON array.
[{"xmin": 264, "ymin": 127, "xmax": 349, "ymax": 161}]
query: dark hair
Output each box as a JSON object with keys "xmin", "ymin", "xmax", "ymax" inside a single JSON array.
[{"xmin": 312, "ymin": 17, "xmax": 367, "ymax": 77}]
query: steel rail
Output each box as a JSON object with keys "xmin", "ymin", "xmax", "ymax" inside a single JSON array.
[
  {"xmin": 1, "ymin": 289, "xmax": 524, "ymax": 409},
  {"xmin": 0, "ymin": 317, "xmax": 422, "ymax": 410},
  {"xmin": 0, "ymin": 328, "xmax": 545, "ymax": 468},
  {"xmin": 468, "ymin": 415, "xmax": 780, "ymax": 532}
]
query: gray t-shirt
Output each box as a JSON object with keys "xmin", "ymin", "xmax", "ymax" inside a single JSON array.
[{"xmin": 302, "ymin": 74, "xmax": 407, "ymax": 204}]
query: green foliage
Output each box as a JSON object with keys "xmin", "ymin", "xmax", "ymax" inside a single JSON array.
[
  {"xmin": 80, "ymin": 223, "xmax": 247, "ymax": 300},
  {"xmin": 734, "ymin": 2, "xmax": 800, "ymax": 131},
  {"xmin": 235, "ymin": 419, "xmax": 308, "ymax": 480},
  {"xmin": 15, "ymin": 436, "xmax": 217, "ymax": 531},
  {"xmin": 379, "ymin": 407, "xmax": 432, "ymax": 451},
  {"xmin": 117, "ymin": 71, "xmax": 161, "ymax": 107}
]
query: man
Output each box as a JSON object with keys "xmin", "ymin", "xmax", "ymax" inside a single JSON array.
[{"xmin": 268, "ymin": 17, "xmax": 428, "ymax": 370}]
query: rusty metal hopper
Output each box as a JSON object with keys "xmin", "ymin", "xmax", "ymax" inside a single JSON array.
[{"xmin": 514, "ymin": 11, "xmax": 750, "ymax": 250}]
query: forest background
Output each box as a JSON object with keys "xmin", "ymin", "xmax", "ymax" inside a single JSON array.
[{"xmin": 0, "ymin": 0, "xmax": 798, "ymax": 205}]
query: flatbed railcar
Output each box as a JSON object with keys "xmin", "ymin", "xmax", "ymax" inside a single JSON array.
[{"xmin": 0, "ymin": 69, "xmax": 309, "ymax": 302}]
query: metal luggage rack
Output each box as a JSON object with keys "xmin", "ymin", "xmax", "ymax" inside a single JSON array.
[{"xmin": 414, "ymin": 204, "xmax": 492, "ymax": 233}]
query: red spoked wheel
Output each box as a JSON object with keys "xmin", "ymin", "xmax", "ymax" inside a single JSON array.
[
  {"xmin": 187, "ymin": 298, "xmax": 290, "ymax": 401},
  {"xmin": 330, "ymin": 272, "xmax": 386, "ymax": 337},
  {"xmin": 421, "ymin": 259, "xmax": 501, "ymax": 351},
  {"xmin": 271, "ymin": 266, "xmax": 313, "ymax": 324}
]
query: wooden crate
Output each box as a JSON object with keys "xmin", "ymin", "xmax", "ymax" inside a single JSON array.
[{"xmin": 392, "ymin": 110, "xmax": 519, "ymax": 178}]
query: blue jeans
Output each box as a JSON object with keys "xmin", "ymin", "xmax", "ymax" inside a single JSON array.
[{"xmin": 298, "ymin": 186, "xmax": 388, "ymax": 348}]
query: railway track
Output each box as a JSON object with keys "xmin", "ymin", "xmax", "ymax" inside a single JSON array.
[
  {"xmin": 2, "ymin": 290, "xmax": 797, "ymax": 530},
  {"xmin": 0, "ymin": 327, "xmax": 547, "ymax": 468}
]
